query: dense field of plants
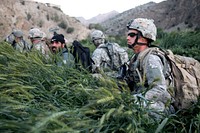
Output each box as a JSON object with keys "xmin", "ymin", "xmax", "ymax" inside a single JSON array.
[
  {"xmin": 0, "ymin": 30, "xmax": 200, "ymax": 133},
  {"xmin": 158, "ymin": 29, "xmax": 200, "ymax": 61}
]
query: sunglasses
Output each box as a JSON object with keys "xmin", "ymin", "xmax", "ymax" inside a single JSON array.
[{"xmin": 127, "ymin": 32, "xmax": 138, "ymax": 37}]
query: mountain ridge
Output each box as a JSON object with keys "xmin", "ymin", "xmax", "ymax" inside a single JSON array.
[
  {"xmin": 100, "ymin": 0, "xmax": 200, "ymax": 36},
  {"xmin": 76, "ymin": 10, "xmax": 119, "ymax": 26},
  {"xmin": 0, "ymin": 0, "xmax": 199, "ymax": 42}
]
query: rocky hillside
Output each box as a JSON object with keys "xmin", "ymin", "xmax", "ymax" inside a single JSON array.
[
  {"xmin": 101, "ymin": 0, "xmax": 200, "ymax": 36},
  {"xmin": 0, "ymin": 0, "xmax": 90, "ymax": 42},
  {"xmin": 76, "ymin": 10, "xmax": 119, "ymax": 26},
  {"xmin": 1, "ymin": 0, "xmax": 199, "ymax": 42}
]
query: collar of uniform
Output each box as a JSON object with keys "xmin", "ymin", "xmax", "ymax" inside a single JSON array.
[{"xmin": 97, "ymin": 43, "xmax": 106, "ymax": 48}]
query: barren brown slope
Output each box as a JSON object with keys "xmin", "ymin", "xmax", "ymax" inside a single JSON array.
[{"xmin": 0, "ymin": 0, "xmax": 90, "ymax": 42}]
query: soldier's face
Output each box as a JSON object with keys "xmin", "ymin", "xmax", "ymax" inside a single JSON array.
[
  {"xmin": 127, "ymin": 30, "xmax": 138, "ymax": 44},
  {"xmin": 127, "ymin": 30, "xmax": 148, "ymax": 54},
  {"xmin": 14, "ymin": 36, "xmax": 21, "ymax": 43},
  {"xmin": 50, "ymin": 41, "xmax": 63, "ymax": 53},
  {"xmin": 127, "ymin": 30, "xmax": 138, "ymax": 52},
  {"xmin": 92, "ymin": 39, "xmax": 101, "ymax": 48}
]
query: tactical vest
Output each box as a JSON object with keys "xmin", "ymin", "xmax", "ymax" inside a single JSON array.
[
  {"xmin": 125, "ymin": 48, "xmax": 172, "ymax": 93},
  {"xmin": 126, "ymin": 47, "xmax": 200, "ymax": 109},
  {"xmin": 99, "ymin": 42, "xmax": 128, "ymax": 71}
]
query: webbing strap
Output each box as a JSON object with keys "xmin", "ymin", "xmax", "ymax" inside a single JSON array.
[{"xmin": 99, "ymin": 43, "xmax": 116, "ymax": 70}]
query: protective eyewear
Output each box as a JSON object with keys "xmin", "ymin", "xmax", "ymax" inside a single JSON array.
[{"xmin": 127, "ymin": 32, "xmax": 138, "ymax": 38}]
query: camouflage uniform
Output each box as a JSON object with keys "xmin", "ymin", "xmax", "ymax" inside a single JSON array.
[
  {"xmin": 5, "ymin": 32, "xmax": 15, "ymax": 44},
  {"xmin": 14, "ymin": 40, "xmax": 30, "ymax": 52},
  {"xmin": 90, "ymin": 30, "xmax": 128, "ymax": 77},
  {"xmin": 126, "ymin": 18, "xmax": 172, "ymax": 112},
  {"xmin": 92, "ymin": 43, "xmax": 111, "ymax": 72},
  {"xmin": 28, "ymin": 28, "xmax": 49, "ymax": 56},
  {"xmin": 5, "ymin": 30, "xmax": 30, "ymax": 52},
  {"xmin": 127, "ymin": 51, "xmax": 172, "ymax": 111},
  {"xmin": 32, "ymin": 42, "xmax": 49, "ymax": 55}
]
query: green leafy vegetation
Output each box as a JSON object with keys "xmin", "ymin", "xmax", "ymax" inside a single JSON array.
[
  {"xmin": 157, "ymin": 30, "xmax": 200, "ymax": 61},
  {"xmin": 51, "ymin": 13, "xmax": 60, "ymax": 22},
  {"xmin": 66, "ymin": 27, "xmax": 74, "ymax": 34},
  {"xmin": 20, "ymin": 1, "xmax": 25, "ymax": 5},
  {"xmin": 88, "ymin": 23, "xmax": 105, "ymax": 31},
  {"xmin": 0, "ymin": 29, "xmax": 200, "ymax": 133},
  {"xmin": 58, "ymin": 21, "xmax": 68, "ymax": 30},
  {"xmin": 104, "ymin": 29, "xmax": 200, "ymax": 61}
]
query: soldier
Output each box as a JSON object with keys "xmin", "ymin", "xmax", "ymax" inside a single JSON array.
[
  {"xmin": 125, "ymin": 18, "xmax": 172, "ymax": 112},
  {"xmin": 90, "ymin": 30, "xmax": 128, "ymax": 77},
  {"xmin": 49, "ymin": 34, "xmax": 74, "ymax": 67},
  {"xmin": 28, "ymin": 28, "xmax": 50, "ymax": 56},
  {"xmin": 5, "ymin": 29, "xmax": 30, "ymax": 52}
]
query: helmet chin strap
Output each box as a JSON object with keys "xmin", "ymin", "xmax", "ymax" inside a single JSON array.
[{"xmin": 128, "ymin": 33, "xmax": 148, "ymax": 49}]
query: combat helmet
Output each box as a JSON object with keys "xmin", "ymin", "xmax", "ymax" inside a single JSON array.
[
  {"xmin": 28, "ymin": 28, "xmax": 43, "ymax": 39},
  {"xmin": 127, "ymin": 18, "xmax": 157, "ymax": 41},
  {"xmin": 12, "ymin": 30, "xmax": 23, "ymax": 38},
  {"xmin": 90, "ymin": 30, "xmax": 105, "ymax": 41}
]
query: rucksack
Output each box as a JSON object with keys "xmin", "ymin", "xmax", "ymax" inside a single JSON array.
[
  {"xmin": 137, "ymin": 47, "xmax": 200, "ymax": 110},
  {"xmin": 71, "ymin": 40, "xmax": 93, "ymax": 72},
  {"xmin": 99, "ymin": 42, "xmax": 128, "ymax": 71},
  {"xmin": 12, "ymin": 39, "xmax": 30, "ymax": 51}
]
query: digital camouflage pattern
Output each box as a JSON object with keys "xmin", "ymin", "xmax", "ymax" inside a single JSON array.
[
  {"xmin": 90, "ymin": 30, "xmax": 128, "ymax": 78},
  {"xmin": 5, "ymin": 33, "xmax": 15, "ymax": 44},
  {"xmin": 90, "ymin": 30, "xmax": 105, "ymax": 41},
  {"xmin": 141, "ymin": 47, "xmax": 200, "ymax": 110},
  {"xmin": 126, "ymin": 48, "xmax": 172, "ymax": 111},
  {"xmin": 92, "ymin": 43, "xmax": 111, "ymax": 72},
  {"xmin": 13, "ymin": 30, "xmax": 29, "ymax": 52},
  {"xmin": 13, "ymin": 40, "xmax": 30, "ymax": 52},
  {"xmin": 127, "ymin": 18, "xmax": 157, "ymax": 41},
  {"xmin": 32, "ymin": 42, "xmax": 49, "ymax": 55},
  {"xmin": 5, "ymin": 30, "xmax": 30, "ymax": 52},
  {"xmin": 28, "ymin": 28, "xmax": 44, "ymax": 39},
  {"xmin": 127, "ymin": 55, "xmax": 171, "ymax": 111},
  {"xmin": 29, "ymin": 28, "xmax": 49, "ymax": 56},
  {"xmin": 125, "ymin": 18, "xmax": 172, "ymax": 112},
  {"xmin": 92, "ymin": 43, "xmax": 128, "ymax": 77}
]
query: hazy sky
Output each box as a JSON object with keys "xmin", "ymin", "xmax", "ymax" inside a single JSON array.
[{"xmin": 34, "ymin": 0, "xmax": 165, "ymax": 19}]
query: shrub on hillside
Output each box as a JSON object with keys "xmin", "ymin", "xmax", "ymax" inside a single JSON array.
[
  {"xmin": 58, "ymin": 21, "xmax": 67, "ymax": 29},
  {"xmin": 66, "ymin": 27, "xmax": 74, "ymax": 33}
]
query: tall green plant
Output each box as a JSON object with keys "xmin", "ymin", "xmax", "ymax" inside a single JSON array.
[
  {"xmin": 160, "ymin": 31, "xmax": 200, "ymax": 61},
  {"xmin": 0, "ymin": 42, "xmax": 200, "ymax": 133}
]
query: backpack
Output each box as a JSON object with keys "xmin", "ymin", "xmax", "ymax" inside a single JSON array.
[
  {"xmin": 71, "ymin": 40, "xmax": 93, "ymax": 72},
  {"xmin": 99, "ymin": 42, "xmax": 128, "ymax": 71},
  {"xmin": 137, "ymin": 47, "xmax": 200, "ymax": 110}
]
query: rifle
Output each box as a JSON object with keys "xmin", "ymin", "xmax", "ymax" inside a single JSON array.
[
  {"xmin": 117, "ymin": 63, "xmax": 137, "ymax": 92},
  {"xmin": 117, "ymin": 63, "xmax": 128, "ymax": 80}
]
